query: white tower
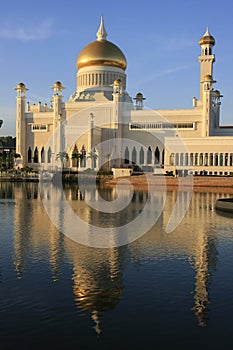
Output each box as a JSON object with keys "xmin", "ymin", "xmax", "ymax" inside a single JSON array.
[
  {"xmin": 198, "ymin": 28, "xmax": 215, "ymax": 102},
  {"xmin": 14, "ymin": 82, "xmax": 28, "ymax": 166},
  {"xmin": 51, "ymin": 81, "xmax": 65, "ymax": 163}
]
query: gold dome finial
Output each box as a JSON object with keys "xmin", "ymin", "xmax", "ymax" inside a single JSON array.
[
  {"xmin": 96, "ymin": 15, "xmax": 107, "ymax": 41},
  {"xmin": 199, "ymin": 27, "xmax": 215, "ymax": 46}
]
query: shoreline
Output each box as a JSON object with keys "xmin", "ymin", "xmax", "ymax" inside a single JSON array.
[{"xmin": 102, "ymin": 175, "xmax": 233, "ymax": 193}]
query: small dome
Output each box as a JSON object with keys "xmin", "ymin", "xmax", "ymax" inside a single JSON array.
[
  {"xmin": 54, "ymin": 81, "xmax": 62, "ymax": 87},
  {"xmin": 134, "ymin": 92, "xmax": 145, "ymax": 100},
  {"xmin": 212, "ymin": 89, "xmax": 220, "ymax": 96},
  {"xmin": 113, "ymin": 78, "xmax": 122, "ymax": 84},
  {"xmin": 17, "ymin": 82, "xmax": 26, "ymax": 88},
  {"xmin": 203, "ymin": 74, "xmax": 213, "ymax": 81},
  {"xmin": 199, "ymin": 27, "xmax": 215, "ymax": 46}
]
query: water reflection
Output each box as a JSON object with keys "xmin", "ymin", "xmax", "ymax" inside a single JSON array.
[{"xmin": 1, "ymin": 181, "xmax": 233, "ymax": 334}]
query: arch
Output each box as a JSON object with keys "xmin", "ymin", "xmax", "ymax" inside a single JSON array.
[
  {"xmin": 28, "ymin": 147, "xmax": 32, "ymax": 163},
  {"xmin": 124, "ymin": 146, "xmax": 129, "ymax": 164},
  {"xmin": 81, "ymin": 145, "xmax": 86, "ymax": 167},
  {"xmin": 139, "ymin": 147, "xmax": 144, "ymax": 164},
  {"xmin": 214, "ymin": 153, "xmax": 218, "ymax": 166},
  {"xmin": 132, "ymin": 147, "xmax": 137, "ymax": 164},
  {"xmin": 170, "ymin": 153, "xmax": 174, "ymax": 166},
  {"xmin": 147, "ymin": 146, "xmax": 152, "ymax": 164},
  {"xmin": 47, "ymin": 147, "xmax": 52, "ymax": 163},
  {"xmin": 154, "ymin": 147, "xmax": 160, "ymax": 164},
  {"xmin": 34, "ymin": 147, "xmax": 38, "ymax": 163},
  {"xmin": 41, "ymin": 147, "xmax": 45, "ymax": 163}
]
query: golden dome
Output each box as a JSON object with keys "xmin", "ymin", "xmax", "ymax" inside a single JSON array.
[
  {"xmin": 199, "ymin": 27, "xmax": 215, "ymax": 46},
  {"xmin": 77, "ymin": 39, "xmax": 127, "ymax": 70},
  {"xmin": 76, "ymin": 17, "xmax": 127, "ymax": 71}
]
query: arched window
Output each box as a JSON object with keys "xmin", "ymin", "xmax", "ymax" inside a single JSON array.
[
  {"xmin": 225, "ymin": 153, "xmax": 228, "ymax": 166},
  {"xmin": 28, "ymin": 147, "xmax": 32, "ymax": 163},
  {"xmin": 190, "ymin": 153, "xmax": 193, "ymax": 166},
  {"xmin": 180, "ymin": 153, "xmax": 184, "ymax": 166},
  {"xmin": 215, "ymin": 153, "xmax": 218, "ymax": 166},
  {"xmin": 72, "ymin": 145, "xmax": 79, "ymax": 167},
  {"xmin": 230, "ymin": 153, "xmax": 233, "ymax": 166},
  {"xmin": 81, "ymin": 145, "xmax": 86, "ymax": 167},
  {"xmin": 47, "ymin": 147, "xmax": 51, "ymax": 163},
  {"xmin": 132, "ymin": 147, "xmax": 137, "ymax": 164},
  {"xmin": 147, "ymin": 146, "xmax": 152, "ymax": 164},
  {"xmin": 195, "ymin": 153, "xmax": 198, "ymax": 166},
  {"xmin": 139, "ymin": 147, "xmax": 144, "ymax": 164},
  {"xmin": 199, "ymin": 153, "xmax": 203, "ymax": 166},
  {"xmin": 220, "ymin": 153, "xmax": 223, "ymax": 166},
  {"xmin": 209, "ymin": 153, "xmax": 213, "ymax": 166},
  {"xmin": 204, "ymin": 153, "xmax": 208, "ymax": 166},
  {"xmin": 124, "ymin": 147, "xmax": 129, "ymax": 164},
  {"xmin": 41, "ymin": 147, "xmax": 45, "ymax": 163},
  {"xmin": 170, "ymin": 153, "xmax": 174, "ymax": 166},
  {"xmin": 154, "ymin": 147, "xmax": 160, "ymax": 164},
  {"xmin": 34, "ymin": 147, "xmax": 38, "ymax": 163}
]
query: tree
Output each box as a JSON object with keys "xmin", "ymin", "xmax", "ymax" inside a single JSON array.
[
  {"xmin": 71, "ymin": 152, "xmax": 83, "ymax": 168},
  {"xmin": 56, "ymin": 151, "xmax": 69, "ymax": 168}
]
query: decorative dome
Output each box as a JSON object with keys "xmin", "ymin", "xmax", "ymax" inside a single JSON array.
[
  {"xmin": 54, "ymin": 81, "xmax": 63, "ymax": 87},
  {"xmin": 17, "ymin": 82, "xmax": 26, "ymax": 88},
  {"xmin": 199, "ymin": 27, "xmax": 215, "ymax": 46},
  {"xmin": 76, "ymin": 17, "xmax": 127, "ymax": 71},
  {"xmin": 203, "ymin": 74, "xmax": 213, "ymax": 81},
  {"xmin": 134, "ymin": 92, "xmax": 145, "ymax": 99},
  {"xmin": 113, "ymin": 78, "xmax": 122, "ymax": 84}
]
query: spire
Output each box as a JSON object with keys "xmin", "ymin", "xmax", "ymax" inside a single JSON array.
[
  {"xmin": 204, "ymin": 27, "xmax": 210, "ymax": 36},
  {"xmin": 96, "ymin": 15, "xmax": 107, "ymax": 41}
]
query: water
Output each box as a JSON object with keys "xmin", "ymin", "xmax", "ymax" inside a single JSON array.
[{"xmin": 0, "ymin": 182, "xmax": 233, "ymax": 349}]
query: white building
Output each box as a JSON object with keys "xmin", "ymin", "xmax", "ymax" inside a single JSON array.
[{"xmin": 15, "ymin": 18, "xmax": 233, "ymax": 176}]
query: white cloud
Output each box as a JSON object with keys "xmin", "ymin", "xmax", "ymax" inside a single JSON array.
[{"xmin": 0, "ymin": 20, "xmax": 53, "ymax": 41}]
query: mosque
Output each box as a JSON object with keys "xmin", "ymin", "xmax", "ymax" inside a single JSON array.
[{"xmin": 15, "ymin": 17, "xmax": 233, "ymax": 176}]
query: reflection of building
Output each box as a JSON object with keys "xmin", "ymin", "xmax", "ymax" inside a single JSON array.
[
  {"xmin": 15, "ymin": 18, "xmax": 233, "ymax": 175},
  {"xmin": 9, "ymin": 182, "xmax": 232, "ymax": 327}
]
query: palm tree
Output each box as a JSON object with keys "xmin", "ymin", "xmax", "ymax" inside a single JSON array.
[
  {"xmin": 56, "ymin": 151, "xmax": 69, "ymax": 169},
  {"xmin": 71, "ymin": 151, "xmax": 83, "ymax": 168}
]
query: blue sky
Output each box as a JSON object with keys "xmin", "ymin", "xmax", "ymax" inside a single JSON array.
[{"xmin": 0, "ymin": 0, "xmax": 233, "ymax": 136}]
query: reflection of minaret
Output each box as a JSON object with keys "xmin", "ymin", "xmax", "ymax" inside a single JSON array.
[
  {"xmin": 191, "ymin": 228, "xmax": 218, "ymax": 327},
  {"xmin": 13, "ymin": 182, "xmax": 65, "ymax": 280}
]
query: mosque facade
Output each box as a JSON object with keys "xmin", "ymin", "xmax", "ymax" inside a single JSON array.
[{"xmin": 15, "ymin": 17, "xmax": 233, "ymax": 176}]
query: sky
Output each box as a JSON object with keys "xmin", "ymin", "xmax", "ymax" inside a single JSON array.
[{"xmin": 0, "ymin": 0, "xmax": 233, "ymax": 136}]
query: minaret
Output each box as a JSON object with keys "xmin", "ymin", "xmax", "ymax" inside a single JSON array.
[
  {"xmin": 14, "ymin": 82, "xmax": 28, "ymax": 166},
  {"xmin": 112, "ymin": 78, "xmax": 124, "ymax": 167},
  {"xmin": 198, "ymin": 28, "xmax": 215, "ymax": 102},
  {"xmin": 51, "ymin": 81, "xmax": 65, "ymax": 163},
  {"xmin": 201, "ymin": 74, "xmax": 216, "ymax": 136}
]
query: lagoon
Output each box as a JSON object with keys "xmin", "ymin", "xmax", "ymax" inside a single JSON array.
[{"xmin": 0, "ymin": 182, "xmax": 233, "ymax": 349}]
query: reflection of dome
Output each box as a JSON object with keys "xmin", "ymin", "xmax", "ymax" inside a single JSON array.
[
  {"xmin": 76, "ymin": 17, "xmax": 127, "ymax": 71},
  {"xmin": 199, "ymin": 27, "xmax": 215, "ymax": 46}
]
